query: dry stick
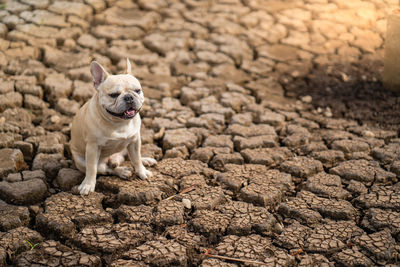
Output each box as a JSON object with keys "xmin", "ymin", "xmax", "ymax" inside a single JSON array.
[
  {"xmin": 154, "ymin": 127, "xmax": 165, "ymax": 140},
  {"xmin": 203, "ymin": 253, "xmax": 265, "ymax": 265},
  {"xmin": 165, "ymin": 186, "xmax": 196, "ymax": 201}
]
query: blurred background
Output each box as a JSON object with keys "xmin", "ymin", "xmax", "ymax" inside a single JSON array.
[{"xmin": 0, "ymin": 0, "xmax": 398, "ymax": 131}]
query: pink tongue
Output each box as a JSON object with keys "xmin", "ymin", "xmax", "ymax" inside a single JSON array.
[{"xmin": 125, "ymin": 109, "xmax": 136, "ymax": 116}]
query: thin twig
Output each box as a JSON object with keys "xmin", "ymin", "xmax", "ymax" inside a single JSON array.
[
  {"xmin": 179, "ymin": 186, "xmax": 196, "ymax": 194},
  {"xmin": 165, "ymin": 186, "xmax": 196, "ymax": 201},
  {"xmin": 290, "ymin": 248, "xmax": 303, "ymax": 256},
  {"xmin": 154, "ymin": 127, "xmax": 165, "ymax": 140},
  {"xmin": 203, "ymin": 253, "xmax": 265, "ymax": 265}
]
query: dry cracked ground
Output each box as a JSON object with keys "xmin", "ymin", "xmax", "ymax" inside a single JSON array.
[{"xmin": 0, "ymin": 0, "xmax": 399, "ymax": 266}]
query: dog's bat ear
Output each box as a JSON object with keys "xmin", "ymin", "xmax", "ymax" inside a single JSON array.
[
  {"xmin": 90, "ymin": 61, "xmax": 109, "ymax": 89},
  {"xmin": 126, "ymin": 58, "xmax": 132, "ymax": 75}
]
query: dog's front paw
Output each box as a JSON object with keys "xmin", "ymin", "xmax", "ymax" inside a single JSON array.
[
  {"xmin": 114, "ymin": 166, "xmax": 132, "ymax": 179},
  {"xmin": 136, "ymin": 167, "xmax": 153, "ymax": 180},
  {"xmin": 78, "ymin": 178, "xmax": 96, "ymax": 195},
  {"xmin": 142, "ymin": 157, "xmax": 157, "ymax": 167}
]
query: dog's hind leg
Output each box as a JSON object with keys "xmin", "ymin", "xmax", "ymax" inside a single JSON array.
[
  {"xmin": 98, "ymin": 157, "xmax": 133, "ymax": 179},
  {"xmin": 108, "ymin": 150, "xmax": 156, "ymax": 168},
  {"xmin": 73, "ymin": 152, "xmax": 133, "ymax": 180},
  {"xmin": 107, "ymin": 151, "xmax": 126, "ymax": 168}
]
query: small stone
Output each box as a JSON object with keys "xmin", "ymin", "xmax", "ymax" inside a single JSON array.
[
  {"xmin": 362, "ymin": 130, "xmax": 375, "ymax": 138},
  {"xmin": 301, "ymin": 95, "xmax": 312, "ymax": 103},
  {"xmin": 324, "ymin": 107, "xmax": 333, "ymax": 117},
  {"xmin": 182, "ymin": 198, "xmax": 191, "ymax": 209}
]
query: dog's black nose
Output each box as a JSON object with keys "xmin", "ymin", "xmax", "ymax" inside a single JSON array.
[{"xmin": 123, "ymin": 94, "xmax": 133, "ymax": 103}]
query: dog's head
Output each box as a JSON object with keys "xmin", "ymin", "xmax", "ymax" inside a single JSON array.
[{"xmin": 90, "ymin": 59, "xmax": 144, "ymax": 120}]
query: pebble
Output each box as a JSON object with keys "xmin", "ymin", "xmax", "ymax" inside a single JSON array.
[
  {"xmin": 362, "ymin": 130, "xmax": 375, "ymax": 138},
  {"xmin": 301, "ymin": 95, "xmax": 312, "ymax": 103},
  {"xmin": 324, "ymin": 107, "xmax": 333, "ymax": 117},
  {"xmin": 182, "ymin": 198, "xmax": 192, "ymax": 209}
]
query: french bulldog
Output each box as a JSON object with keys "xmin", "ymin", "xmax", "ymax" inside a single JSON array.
[{"xmin": 70, "ymin": 59, "xmax": 156, "ymax": 195}]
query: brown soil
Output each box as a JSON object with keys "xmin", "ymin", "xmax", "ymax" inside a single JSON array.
[{"xmin": 284, "ymin": 60, "xmax": 400, "ymax": 132}]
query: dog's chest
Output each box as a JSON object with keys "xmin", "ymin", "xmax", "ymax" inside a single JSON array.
[
  {"xmin": 98, "ymin": 121, "xmax": 139, "ymax": 147},
  {"xmin": 101, "ymin": 139, "xmax": 130, "ymax": 154},
  {"xmin": 98, "ymin": 133, "xmax": 137, "ymax": 156}
]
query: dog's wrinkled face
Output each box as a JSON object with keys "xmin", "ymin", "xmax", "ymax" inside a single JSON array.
[
  {"xmin": 91, "ymin": 60, "xmax": 144, "ymax": 120},
  {"xmin": 100, "ymin": 75, "xmax": 144, "ymax": 120}
]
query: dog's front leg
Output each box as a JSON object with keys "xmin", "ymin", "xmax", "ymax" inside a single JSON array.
[
  {"xmin": 78, "ymin": 142, "xmax": 99, "ymax": 195},
  {"xmin": 128, "ymin": 135, "xmax": 153, "ymax": 179}
]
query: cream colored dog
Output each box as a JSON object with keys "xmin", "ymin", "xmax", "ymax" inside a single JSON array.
[{"xmin": 70, "ymin": 59, "xmax": 156, "ymax": 195}]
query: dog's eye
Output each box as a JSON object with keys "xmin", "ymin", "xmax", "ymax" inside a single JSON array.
[
  {"xmin": 109, "ymin": 92, "xmax": 120, "ymax": 98},
  {"xmin": 134, "ymin": 89, "xmax": 141, "ymax": 94}
]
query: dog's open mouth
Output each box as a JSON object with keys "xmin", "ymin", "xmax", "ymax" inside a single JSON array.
[
  {"xmin": 124, "ymin": 107, "xmax": 137, "ymax": 118},
  {"xmin": 106, "ymin": 107, "xmax": 140, "ymax": 120}
]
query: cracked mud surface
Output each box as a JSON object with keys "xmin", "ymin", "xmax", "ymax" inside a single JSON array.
[{"xmin": 0, "ymin": 0, "xmax": 399, "ymax": 266}]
